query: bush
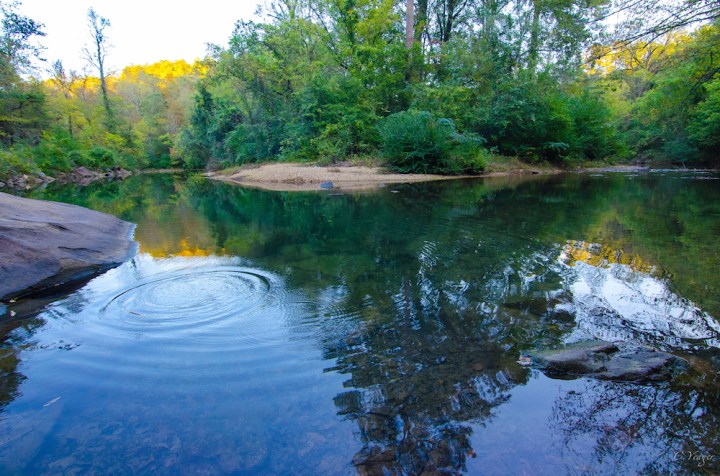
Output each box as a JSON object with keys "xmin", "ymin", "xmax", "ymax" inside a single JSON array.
[
  {"xmin": 379, "ymin": 110, "xmax": 485, "ymax": 174},
  {"xmin": 567, "ymin": 91, "xmax": 623, "ymax": 161},
  {"xmin": 67, "ymin": 150, "xmax": 88, "ymax": 167},
  {"xmin": 87, "ymin": 147, "xmax": 117, "ymax": 168},
  {"xmin": 0, "ymin": 148, "xmax": 37, "ymax": 179},
  {"xmin": 688, "ymin": 79, "xmax": 720, "ymax": 156},
  {"xmin": 475, "ymin": 78, "xmax": 574, "ymax": 161},
  {"xmin": 301, "ymin": 74, "xmax": 379, "ymax": 162},
  {"xmin": 31, "ymin": 141, "xmax": 73, "ymax": 173},
  {"xmin": 66, "ymin": 147, "xmax": 116, "ymax": 169}
]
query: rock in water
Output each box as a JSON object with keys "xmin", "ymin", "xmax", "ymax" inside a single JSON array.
[
  {"xmin": 0, "ymin": 192, "xmax": 136, "ymax": 300},
  {"xmin": 531, "ymin": 341, "xmax": 688, "ymax": 383}
]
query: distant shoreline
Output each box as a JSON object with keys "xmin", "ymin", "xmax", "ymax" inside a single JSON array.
[{"xmin": 205, "ymin": 162, "xmax": 562, "ymax": 192}]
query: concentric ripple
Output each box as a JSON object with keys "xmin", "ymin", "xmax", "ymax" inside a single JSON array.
[
  {"xmin": 28, "ymin": 255, "xmax": 322, "ymax": 388},
  {"xmin": 102, "ymin": 267, "xmax": 276, "ymax": 332}
]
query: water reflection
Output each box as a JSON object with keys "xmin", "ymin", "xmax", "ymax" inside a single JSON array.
[
  {"xmin": 0, "ymin": 255, "xmax": 356, "ymax": 474},
  {"xmin": 3, "ymin": 171, "xmax": 719, "ymax": 474},
  {"xmin": 327, "ymin": 306, "xmax": 528, "ymax": 474},
  {"xmin": 548, "ymin": 378, "xmax": 719, "ymax": 474},
  {"xmin": 559, "ymin": 241, "xmax": 720, "ymax": 349}
]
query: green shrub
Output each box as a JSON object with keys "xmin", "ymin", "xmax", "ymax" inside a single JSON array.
[
  {"xmin": 688, "ymin": 79, "xmax": 720, "ymax": 156},
  {"xmin": 451, "ymin": 131, "xmax": 488, "ymax": 173},
  {"xmin": 379, "ymin": 110, "xmax": 485, "ymax": 174},
  {"xmin": 87, "ymin": 147, "xmax": 117, "ymax": 169},
  {"xmin": 567, "ymin": 91, "xmax": 623, "ymax": 161},
  {"xmin": 310, "ymin": 124, "xmax": 353, "ymax": 165},
  {"xmin": 67, "ymin": 150, "xmax": 88, "ymax": 167},
  {"xmin": 542, "ymin": 142, "xmax": 571, "ymax": 161},
  {"xmin": 31, "ymin": 141, "xmax": 73, "ymax": 173},
  {"xmin": 661, "ymin": 138, "xmax": 699, "ymax": 164},
  {"xmin": 475, "ymin": 79, "xmax": 574, "ymax": 161},
  {"xmin": 0, "ymin": 148, "xmax": 37, "ymax": 179}
]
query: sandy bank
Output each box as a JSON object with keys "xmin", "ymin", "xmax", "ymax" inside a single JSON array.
[{"xmin": 207, "ymin": 163, "xmax": 480, "ymax": 191}]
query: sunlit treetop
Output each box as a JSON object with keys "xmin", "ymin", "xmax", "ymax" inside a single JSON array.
[
  {"xmin": 585, "ymin": 30, "xmax": 692, "ymax": 75},
  {"xmin": 118, "ymin": 59, "xmax": 208, "ymax": 83},
  {"xmin": 42, "ymin": 59, "xmax": 207, "ymax": 96}
]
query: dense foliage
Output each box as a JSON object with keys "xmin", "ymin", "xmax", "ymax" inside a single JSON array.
[
  {"xmin": 379, "ymin": 110, "xmax": 486, "ymax": 174},
  {"xmin": 171, "ymin": 0, "xmax": 720, "ymax": 170},
  {"xmin": 1, "ymin": 0, "xmax": 719, "ymax": 179}
]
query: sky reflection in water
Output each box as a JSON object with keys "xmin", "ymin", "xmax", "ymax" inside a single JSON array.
[{"xmin": 1, "ymin": 171, "xmax": 719, "ymax": 474}]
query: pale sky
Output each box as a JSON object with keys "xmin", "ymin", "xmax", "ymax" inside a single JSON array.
[{"xmin": 19, "ymin": 0, "xmax": 261, "ymax": 76}]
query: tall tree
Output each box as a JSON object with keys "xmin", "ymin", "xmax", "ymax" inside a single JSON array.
[
  {"xmin": 49, "ymin": 60, "xmax": 81, "ymax": 137},
  {"xmin": 527, "ymin": 0, "xmax": 542, "ymax": 72},
  {"xmin": 83, "ymin": 7, "xmax": 113, "ymax": 127},
  {"xmin": 406, "ymin": 0, "xmax": 415, "ymax": 49},
  {"xmin": 0, "ymin": 0, "xmax": 45, "ymax": 81},
  {"xmin": 436, "ymin": 0, "xmax": 470, "ymax": 43},
  {"xmin": 0, "ymin": 0, "xmax": 47, "ymax": 146},
  {"xmin": 415, "ymin": 0, "xmax": 428, "ymax": 43}
]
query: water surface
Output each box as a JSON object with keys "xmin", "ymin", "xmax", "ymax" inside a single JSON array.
[{"xmin": 1, "ymin": 171, "xmax": 719, "ymax": 474}]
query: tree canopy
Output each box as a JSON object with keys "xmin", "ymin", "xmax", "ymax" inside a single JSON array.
[{"xmin": 1, "ymin": 0, "xmax": 719, "ymax": 180}]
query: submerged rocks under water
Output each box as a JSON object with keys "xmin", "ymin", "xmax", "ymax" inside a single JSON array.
[{"xmin": 530, "ymin": 341, "xmax": 690, "ymax": 382}]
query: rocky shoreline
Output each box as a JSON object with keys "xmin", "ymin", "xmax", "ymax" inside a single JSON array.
[{"xmin": 0, "ymin": 167, "xmax": 132, "ymax": 190}]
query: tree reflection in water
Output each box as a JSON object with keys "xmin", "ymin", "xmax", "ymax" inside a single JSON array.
[
  {"xmin": 550, "ymin": 378, "xmax": 720, "ymax": 474},
  {"xmin": 328, "ymin": 316, "xmax": 526, "ymax": 474},
  {"xmin": 8, "ymin": 171, "xmax": 719, "ymax": 474}
]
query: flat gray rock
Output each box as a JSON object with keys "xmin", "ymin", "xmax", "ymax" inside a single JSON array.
[
  {"xmin": 0, "ymin": 192, "xmax": 136, "ymax": 300},
  {"xmin": 530, "ymin": 341, "xmax": 688, "ymax": 383}
]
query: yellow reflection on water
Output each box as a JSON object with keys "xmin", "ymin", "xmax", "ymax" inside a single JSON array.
[
  {"xmin": 141, "ymin": 239, "xmax": 221, "ymax": 258},
  {"xmin": 561, "ymin": 240, "xmax": 658, "ymax": 275}
]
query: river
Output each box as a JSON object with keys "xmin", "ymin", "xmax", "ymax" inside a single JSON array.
[{"xmin": 1, "ymin": 170, "xmax": 718, "ymax": 474}]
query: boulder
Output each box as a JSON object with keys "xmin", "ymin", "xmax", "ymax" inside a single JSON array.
[
  {"xmin": 530, "ymin": 340, "xmax": 688, "ymax": 383},
  {"xmin": 73, "ymin": 166, "xmax": 96, "ymax": 178},
  {"xmin": 0, "ymin": 192, "xmax": 136, "ymax": 301}
]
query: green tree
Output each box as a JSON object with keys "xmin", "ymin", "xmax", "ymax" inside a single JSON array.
[
  {"xmin": 83, "ymin": 7, "xmax": 113, "ymax": 128},
  {"xmin": 0, "ymin": 0, "xmax": 47, "ymax": 147}
]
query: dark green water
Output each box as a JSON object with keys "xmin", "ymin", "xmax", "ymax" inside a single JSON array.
[{"xmin": 1, "ymin": 171, "xmax": 719, "ymax": 474}]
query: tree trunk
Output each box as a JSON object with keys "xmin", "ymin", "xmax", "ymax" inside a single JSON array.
[
  {"xmin": 416, "ymin": 0, "xmax": 428, "ymax": 43},
  {"xmin": 85, "ymin": 8, "xmax": 114, "ymax": 130},
  {"xmin": 441, "ymin": 0, "xmax": 457, "ymax": 43},
  {"xmin": 97, "ymin": 43, "xmax": 112, "ymax": 125},
  {"xmin": 528, "ymin": 0, "xmax": 541, "ymax": 72},
  {"xmin": 406, "ymin": 0, "xmax": 415, "ymax": 49}
]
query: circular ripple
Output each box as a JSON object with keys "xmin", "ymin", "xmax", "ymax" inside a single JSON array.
[
  {"xmin": 98, "ymin": 265, "xmax": 288, "ymax": 339},
  {"xmin": 34, "ymin": 257, "xmax": 320, "ymax": 391}
]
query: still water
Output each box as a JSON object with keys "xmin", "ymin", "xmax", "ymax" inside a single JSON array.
[{"xmin": 1, "ymin": 171, "xmax": 719, "ymax": 474}]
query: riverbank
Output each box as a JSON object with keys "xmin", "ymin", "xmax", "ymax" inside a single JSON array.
[
  {"xmin": 0, "ymin": 167, "xmax": 132, "ymax": 190},
  {"xmin": 207, "ymin": 161, "xmax": 563, "ymax": 192}
]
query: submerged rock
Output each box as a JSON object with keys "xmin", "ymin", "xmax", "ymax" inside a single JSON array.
[
  {"xmin": 0, "ymin": 192, "xmax": 136, "ymax": 301},
  {"xmin": 530, "ymin": 341, "xmax": 688, "ymax": 383}
]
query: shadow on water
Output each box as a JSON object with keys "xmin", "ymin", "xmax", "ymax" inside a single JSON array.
[{"xmin": 1, "ymin": 171, "xmax": 719, "ymax": 474}]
